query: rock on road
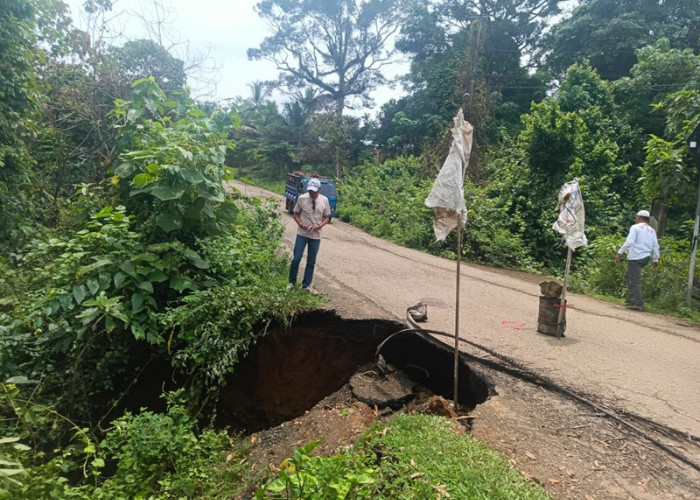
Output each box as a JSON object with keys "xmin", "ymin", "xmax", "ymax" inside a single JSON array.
[{"xmin": 232, "ymin": 181, "xmax": 700, "ymax": 441}]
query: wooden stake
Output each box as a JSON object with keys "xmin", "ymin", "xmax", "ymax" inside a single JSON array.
[
  {"xmin": 454, "ymin": 223, "xmax": 462, "ymax": 407},
  {"xmin": 557, "ymin": 247, "xmax": 572, "ymax": 338}
]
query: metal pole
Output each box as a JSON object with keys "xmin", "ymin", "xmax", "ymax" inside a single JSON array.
[
  {"xmin": 686, "ymin": 176, "xmax": 700, "ymax": 306},
  {"xmin": 454, "ymin": 223, "xmax": 461, "ymax": 408},
  {"xmin": 557, "ymin": 247, "xmax": 572, "ymax": 338}
]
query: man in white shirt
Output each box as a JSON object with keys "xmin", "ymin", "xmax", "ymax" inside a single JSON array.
[
  {"xmin": 287, "ymin": 178, "xmax": 330, "ymax": 293},
  {"xmin": 615, "ymin": 210, "xmax": 660, "ymax": 311}
]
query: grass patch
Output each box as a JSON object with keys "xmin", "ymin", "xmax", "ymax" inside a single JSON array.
[
  {"xmin": 256, "ymin": 414, "xmax": 551, "ymax": 499},
  {"xmin": 362, "ymin": 414, "xmax": 550, "ymax": 499}
]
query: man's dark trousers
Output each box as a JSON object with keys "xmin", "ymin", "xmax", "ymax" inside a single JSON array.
[{"xmin": 626, "ymin": 257, "xmax": 650, "ymax": 307}]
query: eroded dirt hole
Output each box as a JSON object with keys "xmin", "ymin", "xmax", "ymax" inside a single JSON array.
[{"xmin": 217, "ymin": 311, "xmax": 490, "ymax": 432}]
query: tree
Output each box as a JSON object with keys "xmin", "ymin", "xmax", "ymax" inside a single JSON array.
[
  {"xmin": 614, "ymin": 39, "xmax": 700, "ymax": 139},
  {"xmin": 102, "ymin": 39, "xmax": 187, "ymax": 97},
  {"xmin": 248, "ymin": 0, "xmax": 410, "ymax": 116},
  {"xmin": 543, "ymin": 0, "xmax": 700, "ymax": 80},
  {"xmin": 641, "ymin": 90, "xmax": 700, "ymax": 236},
  {"xmin": 0, "ymin": 0, "xmax": 39, "ymax": 241},
  {"xmin": 376, "ymin": 0, "xmax": 558, "ymax": 171},
  {"xmin": 491, "ymin": 63, "xmax": 632, "ymax": 268}
]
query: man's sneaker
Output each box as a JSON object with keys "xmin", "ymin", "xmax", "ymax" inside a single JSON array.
[
  {"xmin": 626, "ymin": 304, "xmax": 644, "ymax": 311},
  {"xmin": 302, "ymin": 286, "xmax": 318, "ymax": 295},
  {"xmin": 286, "ymin": 283, "xmax": 294, "ymax": 292}
]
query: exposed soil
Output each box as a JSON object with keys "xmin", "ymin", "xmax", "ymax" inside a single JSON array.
[{"xmin": 232, "ymin": 314, "xmax": 699, "ymax": 500}]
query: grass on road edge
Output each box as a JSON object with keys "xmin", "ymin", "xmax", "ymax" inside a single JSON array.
[{"xmin": 255, "ymin": 414, "xmax": 551, "ymax": 499}]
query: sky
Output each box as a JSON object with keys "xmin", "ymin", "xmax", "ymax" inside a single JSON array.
[{"xmin": 64, "ymin": 0, "xmax": 407, "ymax": 112}]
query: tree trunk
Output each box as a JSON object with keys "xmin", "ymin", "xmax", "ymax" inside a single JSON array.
[
  {"xmin": 335, "ymin": 97, "xmax": 344, "ymax": 179},
  {"xmin": 651, "ymin": 202, "xmax": 669, "ymax": 237}
]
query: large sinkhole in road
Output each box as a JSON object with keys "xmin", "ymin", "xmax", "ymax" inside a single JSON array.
[{"xmin": 217, "ymin": 311, "xmax": 490, "ymax": 432}]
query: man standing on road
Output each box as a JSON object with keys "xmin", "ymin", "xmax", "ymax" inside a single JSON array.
[
  {"xmin": 615, "ymin": 210, "xmax": 660, "ymax": 311},
  {"xmin": 287, "ymin": 178, "xmax": 330, "ymax": 293}
]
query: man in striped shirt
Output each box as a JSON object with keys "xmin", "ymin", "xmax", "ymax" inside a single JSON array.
[{"xmin": 615, "ymin": 210, "xmax": 660, "ymax": 311}]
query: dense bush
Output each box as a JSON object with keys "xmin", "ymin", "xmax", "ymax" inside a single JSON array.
[
  {"xmin": 340, "ymin": 157, "xmax": 533, "ymax": 269},
  {"xmin": 0, "ymin": 80, "xmax": 324, "ymax": 495},
  {"xmin": 569, "ymin": 234, "xmax": 699, "ymax": 318},
  {"xmin": 4, "ymin": 391, "xmax": 249, "ymax": 500}
]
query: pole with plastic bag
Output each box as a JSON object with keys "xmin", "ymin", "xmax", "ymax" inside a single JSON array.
[
  {"xmin": 424, "ymin": 110, "xmax": 473, "ymax": 406},
  {"xmin": 552, "ymin": 179, "xmax": 588, "ymax": 337}
]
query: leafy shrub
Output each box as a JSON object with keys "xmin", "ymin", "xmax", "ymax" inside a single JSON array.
[
  {"xmin": 340, "ymin": 157, "xmax": 532, "ymax": 269},
  {"xmin": 5, "ymin": 391, "xmax": 248, "ymax": 500},
  {"xmin": 570, "ymin": 234, "xmax": 699, "ymax": 317},
  {"xmin": 256, "ymin": 440, "xmax": 376, "ymax": 499},
  {"xmin": 164, "ymin": 203, "xmax": 324, "ymax": 382}
]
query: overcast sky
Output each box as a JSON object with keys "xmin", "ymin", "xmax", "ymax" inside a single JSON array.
[{"xmin": 64, "ymin": 0, "xmax": 407, "ymax": 112}]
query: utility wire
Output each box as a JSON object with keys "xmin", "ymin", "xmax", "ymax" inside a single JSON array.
[{"xmin": 376, "ymin": 312, "xmax": 700, "ymax": 473}]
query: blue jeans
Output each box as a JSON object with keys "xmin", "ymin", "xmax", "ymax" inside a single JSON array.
[{"xmin": 289, "ymin": 235, "xmax": 321, "ymax": 288}]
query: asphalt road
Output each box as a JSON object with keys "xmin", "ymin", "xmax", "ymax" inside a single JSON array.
[{"xmin": 232, "ymin": 181, "xmax": 700, "ymax": 439}]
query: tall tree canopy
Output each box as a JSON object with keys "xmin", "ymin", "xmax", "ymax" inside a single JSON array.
[
  {"xmin": 543, "ymin": 0, "xmax": 700, "ymax": 79},
  {"xmin": 248, "ymin": 0, "xmax": 412, "ymax": 116}
]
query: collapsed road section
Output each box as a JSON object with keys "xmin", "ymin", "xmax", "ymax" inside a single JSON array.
[{"xmin": 217, "ymin": 311, "xmax": 490, "ymax": 431}]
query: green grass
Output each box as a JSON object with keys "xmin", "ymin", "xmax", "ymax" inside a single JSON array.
[
  {"xmin": 361, "ymin": 414, "xmax": 551, "ymax": 499},
  {"xmin": 256, "ymin": 414, "xmax": 551, "ymax": 499}
]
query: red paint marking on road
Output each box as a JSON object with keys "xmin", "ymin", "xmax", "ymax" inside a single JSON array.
[{"xmin": 501, "ymin": 321, "xmax": 526, "ymax": 330}]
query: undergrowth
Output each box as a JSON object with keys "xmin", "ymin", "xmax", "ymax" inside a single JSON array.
[{"xmin": 257, "ymin": 414, "xmax": 551, "ymax": 499}]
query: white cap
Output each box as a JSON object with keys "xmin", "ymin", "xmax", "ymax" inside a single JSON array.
[
  {"xmin": 636, "ymin": 210, "xmax": 650, "ymax": 218},
  {"xmin": 307, "ymin": 178, "xmax": 321, "ymax": 192}
]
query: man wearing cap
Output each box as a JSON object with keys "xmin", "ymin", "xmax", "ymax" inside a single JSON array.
[
  {"xmin": 615, "ymin": 210, "xmax": 660, "ymax": 311},
  {"xmin": 287, "ymin": 178, "xmax": 330, "ymax": 293}
]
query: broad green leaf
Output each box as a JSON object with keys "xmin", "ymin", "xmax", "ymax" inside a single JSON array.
[
  {"xmin": 180, "ymin": 169, "xmax": 204, "ymax": 184},
  {"xmin": 0, "ymin": 438, "xmax": 20, "ymax": 444},
  {"xmin": 79, "ymin": 259, "xmax": 112, "ymax": 275},
  {"xmin": 120, "ymin": 261, "xmax": 136, "ymax": 276},
  {"xmin": 59, "ymin": 294, "xmax": 73, "ymax": 311},
  {"xmin": 177, "ymin": 146, "xmax": 194, "ymax": 161},
  {"xmin": 105, "ymin": 315, "xmax": 115, "ymax": 333},
  {"xmin": 149, "ymin": 184, "xmax": 185, "ymax": 201},
  {"xmin": 5, "ymin": 376, "xmax": 35, "ymax": 385},
  {"xmin": 131, "ymin": 252, "xmax": 158, "ymax": 262},
  {"xmin": 92, "ymin": 458, "xmax": 105, "ymax": 468},
  {"xmin": 131, "ymin": 293, "xmax": 145, "ymax": 314},
  {"xmin": 183, "ymin": 248, "xmax": 209, "ymax": 269},
  {"xmin": 148, "ymin": 270, "xmax": 168, "ymax": 283},
  {"xmin": 87, "ymin": 278, "xmax": 99, "ymax": 296},
  {"xmin": 169, "ymin": 276, "xmax": 198, "ymax": 292},
  {"xmin": 73, "ymin": 284, "xmax": 87, "ymax": 304},
  {"xmin": 190, "ymin": 257, "xmax": 209, "ymax": 269},
  {"xmin": 126, "ymin": 107, "xmax": 143, "ymax": 123},
  {"xmin": 202, "ymin": 203, "xmax": 215, "ymax": 218},
  {"xmin": 156, "ymin": 211, "xmax": 183, "ymax": 232},
  {"xmin": 138, "ymin": 281, "xmax": 154, "ymax": 293},
  {"xmin": 114, "ymin": 272, "xmax": 127, "ymax": 289},
  {"xmin": 93, "ymin": 206, "xmax": 113, "ymax": 218},
  {"xmin": 132, "ymin": 173, "xmax": 152, "ymax": 186},
  {"xmin": 78, "ymin": 308, "xmax": 100, "ymax": 325}
]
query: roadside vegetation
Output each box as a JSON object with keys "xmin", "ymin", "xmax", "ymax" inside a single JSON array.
[
  {"xmin": 257, "ymin": 415, "xmax": 550, "ymax": 499},
  {"xmin": 0, "ymin": 0, "xmax": 698, "ymax": 498}
]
